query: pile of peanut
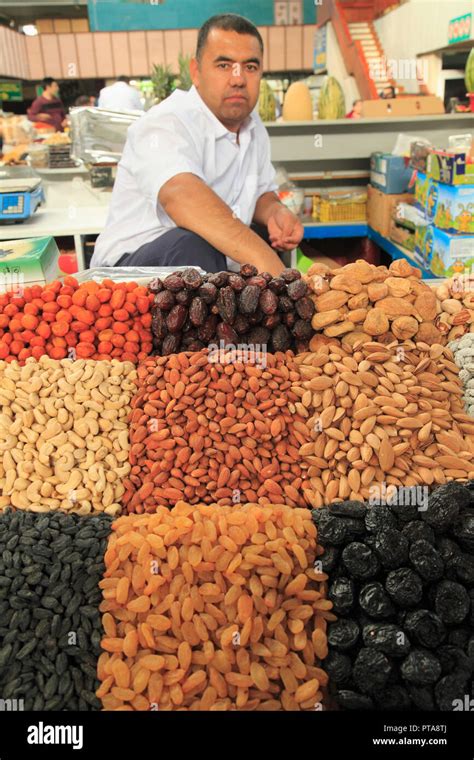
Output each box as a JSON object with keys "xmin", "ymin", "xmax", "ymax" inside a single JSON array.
[
  {"xmin": 292, "ymin": 340, "xmax": 474, "ymax": 507},
  {"xmin": 97, "ymin": 502, "xmax": 331, "ymax": 711},
  {"xmin": 0, "ymin": 356, "xmax": 137, "ymax": 515},
  {"xmin": 434, "ymin": 272, "xmax": 474, "ymax": 343},
  {"xmin": 306, "ymin": 258, "xmax": 446, "ymax": 348},
  {"xmin": 123, "ymin": 350, "xmax": 311, "ymax": 512},
  {"xmin": 450, "ymin": 333, "xmax": 474, "ymax": 418}
]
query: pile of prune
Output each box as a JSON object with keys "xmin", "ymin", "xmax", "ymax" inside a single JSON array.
[
  {"xmin": 313, "ymin": 482, "xmax": 474, "ymax": 710},
  {"xmin": 148, "ymin": 265, "xmax": 315, "ymax": 355}
]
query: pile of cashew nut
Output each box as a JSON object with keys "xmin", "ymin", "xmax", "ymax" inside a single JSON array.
[{"xmin": 0, "ymin": 356, "xmax": 137, "ymax": 515}]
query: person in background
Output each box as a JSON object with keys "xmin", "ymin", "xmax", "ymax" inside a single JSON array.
[
  {"xmin": 380, "ymin": 85, "xmax": 396, "ymax": 99},
  {"xmin": 27, "ymin": 77, "xmax": 67, "ymax": 132},
  {"xmin": 346, "ymin": 99, "xmax": 362, "ymax": 119},
  {"xmin": 74, "ymin": 95, "xmax": 92, "ymax": 107},
  {"xmin": 97, "ymin": 76, "xmax": 144, "ymax": 111},
  {"xmin": 92, "ymin": 14, "xmax": 303, "ymax": 275}
]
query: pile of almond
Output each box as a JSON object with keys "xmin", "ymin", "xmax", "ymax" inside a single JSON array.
[
  {"xmin": 305, "ymin": 259, "xmax": 446, "ymax": 348},
  {"xmin": 434, "ymin": 272, "xmax": 474, "ymax": 343},
  {"xmin": 292, "ymin": 339, "xmax": 474, "ymax": 507}
]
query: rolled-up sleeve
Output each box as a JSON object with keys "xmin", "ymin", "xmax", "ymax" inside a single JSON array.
[
  {"xmin": 127, "ymin": 113, "xmax": 206, "ymax": 206},
  {"xmin": 256, "ymin": 124, "xmax": 278, "ymax": 197}
]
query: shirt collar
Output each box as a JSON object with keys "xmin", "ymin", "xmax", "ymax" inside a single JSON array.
[{"xmin": 188, "ymin": 85, "xmax": 256, "ymax": 139}]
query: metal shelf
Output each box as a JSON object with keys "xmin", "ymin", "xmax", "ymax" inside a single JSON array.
[
  {"xmin": 367, "ymin": 227, "xmax": 435, "ymax": 280},
  {"xmin": 299, "ymin": 219, "xmax": 436, "ymax": 281},
  {"xmin": 302, "ymin": 219, "xmax": 368, "ymax": 238},
  {"xmin": 267, "ymin": 114, "xmax": 474, "ymax": 188}
]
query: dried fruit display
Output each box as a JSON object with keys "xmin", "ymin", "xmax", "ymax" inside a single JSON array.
[
  {"xmin": 123, "ymin": 350, "xmax": 311, "ymax": 512},
  {"xmin": 0, "ymin": 510, "xmax": 112, "ymax": 710},
  {"xmin": 450, "ymin": 334, "xmax": 474, "ymax": 417},
  {"xmin": 149, "ymin": 267, "xmax": 315, "ymax": 355},
  {"xmin": 97, "ymin": 501, "xmax": 331, "ymax": 711},
  {"xmin": 0, "ymin": 357, "xmax": 137, "ymax": 515},
  {"xmin": 434, "ymin": 273, "xmax": 474, "ymax": 343},
  {"xmin": 305, "ymin": 259, "xmax": 447, "ymax": 349},
  {"xmin": 0, "ymin": 277, "xmax": 153, "ymax": 365},
  {"xmin": 292, "ymin": 340, "xmax": 474, "ymax": 507},
  {"xmin": 314, "ymin": 480, "xmax": 474, "ymax": 710}
]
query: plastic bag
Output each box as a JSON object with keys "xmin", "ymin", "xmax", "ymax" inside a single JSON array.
[
  {"xmin": 392, "ymin": 133, "xmax": 431, "ymax": 157},
  {"xmin": 64, "ymin": 266, "xmax": 206, "ymax": 284}
]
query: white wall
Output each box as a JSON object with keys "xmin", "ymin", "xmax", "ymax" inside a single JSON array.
[
  {"xmin": 325, "ymin": 21, "xmax": 360, "ymax": 111},
  {"xmin": 375, "ymin": 1, "xmax": 473, "ymax": 60},
  {"xmin": 374, "ymin": 1, "xmax": 473, "ymax": 93}
]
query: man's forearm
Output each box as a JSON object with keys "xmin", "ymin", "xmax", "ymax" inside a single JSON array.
[
  {"xmin": 159, "ymin": 174, "xmax": 284, "ymax": 275},
  {"xmin": 252, "ymin": 191, "xmax": 284, "ymax": 226}
]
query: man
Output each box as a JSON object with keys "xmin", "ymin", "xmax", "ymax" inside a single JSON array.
[
  {"xmin": 27, "ymin": 78, "xmax": 67, "ymax": 132},
  {"xmin": 92, "ymin": 14, "xmax": 303, "ymax": 275},
  {"xmin": 380, "ymin": 85, "xmax": 396, "ymax": 100},
  {"xmin": 98, "ymin": 76, "xmax": 144, "ymax": 112},
  {"xmin": 346, "ymin": 99, "xmax": 362, "ymax": 119}
]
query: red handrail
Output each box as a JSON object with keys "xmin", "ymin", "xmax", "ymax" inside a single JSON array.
[
  {"xmin": 328, "ymin": 0, "xmax": 380, "ymax": 99},
  {"xmin": 354, "ymin": 39, "xmax": 379, "ymax": 99}
]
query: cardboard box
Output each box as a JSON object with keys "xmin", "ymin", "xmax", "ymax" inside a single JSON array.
[
  {"xmin": 0, "ymin": 236, "xmax": 60, "ymax": 292},
  {"xmin": 389, "ymin": 218, "xmax": 416, "ymax": 251},
  {"xmin": 362, "ymin": 96, "xmax": 445, "ymax": 118},
  {"xmin": 370, "ymin": 152, "xmax": 416, "ymax": 194},
  {"xmin": 415, "ymin": 172, "xmax": 474, "ymax": 234},
  {"xmin": 427, "ymin": 150, "xmax": 474, "ymax": 186},
  {"xmin": 414, "ymin": 171, "xmax": 429, "ymax": 210},
  {"xmin": 367, "ymin": 185, "xmax": 415, "ymax": 237},
  {"xmin": 426, "ymin": 180, "xmax": 474, "ymax": 234},
  {"xmin": 415, "ymin": 225, "xmax": 474, "ymax": 277}
]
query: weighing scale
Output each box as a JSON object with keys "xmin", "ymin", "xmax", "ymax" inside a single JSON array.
[{"xmin": 0, "ymin": 167, "xmax": 45, "ymax": 223}]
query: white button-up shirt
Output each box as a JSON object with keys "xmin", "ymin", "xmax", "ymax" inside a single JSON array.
[
  {"xmin": 91, "ymin": 85, "xmax": 277, "ymax": 268},
  {"xmin": 97, "ymin": 81, "xmax": 144, "ymax": 112}
]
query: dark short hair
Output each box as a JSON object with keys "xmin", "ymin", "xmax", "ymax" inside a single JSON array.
[
  {"xmin": 42, "ymin": 77, "xmax": 57, "ymax": 89},
  {"xmin": 117, "ymin": 75, "xmax": 129, "ymax": 83},
  {"xmin": 196, "ymin": 14, "xmax": 264, "ymax": 61},
  {"xmin": 74, "ymin": 95, "xmax": 90, "ymax": 107},
  {"xmin": 384, "ymin": 85, "xmax": 395, "ymax": 96}
]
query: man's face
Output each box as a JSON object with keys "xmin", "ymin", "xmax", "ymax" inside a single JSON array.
[
  {"xmin": 48, "ymin": 81, "xmax": 59, "ymax": 97},
  {"xmin": 190, "ymin": 29, "xmax": 263, "ymax": 131}
]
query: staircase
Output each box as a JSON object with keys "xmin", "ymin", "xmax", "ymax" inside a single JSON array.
[
  {"xmin": 348, "ymin": 21, "xmax": 393, "ymax": 94},
  {"xmin": 317, "ymin": 0, "xmax": 403, "ymax": 100}
]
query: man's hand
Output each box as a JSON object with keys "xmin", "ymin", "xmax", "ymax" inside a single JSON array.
[
  {"xmin": 267, "ymin": 205, "xmax": 304, "ymax": 252},
  {"xmin": 37, "ymin": 113, "xmax": 52, "ymax": 121},
  {"xmin": 159, "ymin": 173, "xmax": 285, "ymax": 276}
]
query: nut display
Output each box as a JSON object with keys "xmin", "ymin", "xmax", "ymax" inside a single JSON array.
[
  {"xmin": 0, "ymin": 357, "xmax": 137, "ymax": 515},
  {"xmin": 293, "ymin": 340, "xmax": 474, "ymax": 507},
  {"xmin": 314, "ymin": 481, "xmax": 474, "ymax": 710},
  {"xmin": 435, "ymin": 273, "xmax": 474, "ymax": 343},
  {"xmin": 450, "ymin": 333, "xmax": 474, "ymax": 417},
  {"xmin": 0, "ymin": 277, "xmax": 153, "ymax": 364},
  {"xmin": 123, "ymin": 350, "xmax": 311, "ymax": 512},
  {"xmin": 97, "ymin": 501, "xmax": 330, "ymax": 711},
  {"xmin": 305, "ymin": 259, "xmax": 446, "ymax": 348},
  {"xmin": 149, "ymin": 266, "xmax": 315, "ymax": 355}
]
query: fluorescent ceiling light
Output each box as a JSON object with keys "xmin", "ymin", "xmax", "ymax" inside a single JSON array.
[{"xmin": 22, "ymin": 25, "xmax": 38, "ymax": 37}]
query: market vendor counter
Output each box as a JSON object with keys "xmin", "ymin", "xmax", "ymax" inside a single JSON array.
[{"xmin": 0, "ymin": 175, "xmax": 109, "ymax": 270}]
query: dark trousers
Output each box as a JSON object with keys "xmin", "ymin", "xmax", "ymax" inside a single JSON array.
[{"xmin": 115, "ymin": 224, "xmax": 272, "ymax": 272}]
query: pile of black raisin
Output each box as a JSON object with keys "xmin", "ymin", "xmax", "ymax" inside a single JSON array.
[
  {"xmin": 148, "ymin": 265, "xmax": 315, "ymax": 355},
  {"xmin": 313, "ymin": 481, "xmax": 474, "ymax": 710},
  {"xmin": 0, "ymin": 510, "xmax": 112, "ymax": 710}
]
